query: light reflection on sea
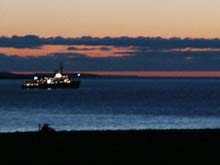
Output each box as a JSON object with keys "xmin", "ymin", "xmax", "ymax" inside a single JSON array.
[{"xmin": 0, "ymin": 78, "xmax": 220, "ymax": 132}]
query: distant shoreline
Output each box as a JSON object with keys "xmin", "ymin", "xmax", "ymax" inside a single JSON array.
[{"xmin": 2, "ymin": 72, "xmax": 220, "ymax": 79}]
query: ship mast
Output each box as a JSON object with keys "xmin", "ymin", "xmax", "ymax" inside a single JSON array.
[{"xmin": 60, "ymin": 62, "xmax": 64, "ymax": 74}]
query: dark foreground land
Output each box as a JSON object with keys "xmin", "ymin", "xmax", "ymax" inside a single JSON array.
[{"xmin": 1, "ymin": 129, "xmax": 220, "ymax": 164}]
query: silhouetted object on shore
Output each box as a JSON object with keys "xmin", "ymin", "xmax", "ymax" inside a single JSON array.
[{"xmin": 38, "ymin": 123, "xmax": 56, "ymax": 133}]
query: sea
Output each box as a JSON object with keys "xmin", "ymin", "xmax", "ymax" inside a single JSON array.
[{"xmin": 1, "ymin": 78, "xmax": 220, "ymax": 132}]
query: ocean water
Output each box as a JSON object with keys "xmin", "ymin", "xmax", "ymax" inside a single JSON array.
[{"xmin": 1, "ymin": 78, "xmax": 220, "ymax": 132}]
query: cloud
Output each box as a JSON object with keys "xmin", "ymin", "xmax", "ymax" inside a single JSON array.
[
  {"xmin": 67, "ymin": 46, "xmax": 96, "ymax": 51},
  {"xmin": 0, "ymin": 50, "xmax": 220, "ymax": 72},
  {"xmin": 67, "ymin": 46, "xmax": 112, "ymax": 51},
  {"xmin": 1, "ymin": 35, "xmax": 220, "ymax": 72},
  {"xmin": 98, "ymin": 46, "xmax": 112, "ymax": 51},
  {"xmin": 0, "ymin": 35, "xmax": 44, "ymax": 48},
  {"xmin": 1, "ymin": 35, "xmax": 220, "ymax": 49}
]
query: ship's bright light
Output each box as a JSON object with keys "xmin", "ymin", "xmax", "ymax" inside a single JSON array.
[
  {"xmin": 34, "ymin": 76, "xmax": 38, "ymax": 80},
  {"xmin": 77, "ymin": 73, "xmax": 81, "ymax": 77},
  {"xmin": 55, "ymin": 72, "xmax": 62, "ymax": 78},
  {"xmin": 47, "ymin": 79, "xmax": 52, "ymax": 84}
]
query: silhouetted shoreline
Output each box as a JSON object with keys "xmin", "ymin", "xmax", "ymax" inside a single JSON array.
[
  {"xmin": 0, "ymin": 72, "xmax": 101, "ymax": 79},
  {"xmin": 1, "ymin": 129, "xmax": 220, "ymax": 164},
  {"xmin": 2, "ymin": 72, "xmax": 220, "ymax": 80}
]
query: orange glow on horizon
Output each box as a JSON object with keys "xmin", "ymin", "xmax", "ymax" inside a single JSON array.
[
  {"xmin": 0, "ymin": 45, "xmax": 134, "ymax": 57},
  {"xmin": 85, "ymin": 71, "xmax": 220, "ymax": 77}
]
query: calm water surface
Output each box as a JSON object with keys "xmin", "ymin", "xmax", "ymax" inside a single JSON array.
[{"xmin": 0, "ymin": 78, "xmax": 220, "ymax": 132}]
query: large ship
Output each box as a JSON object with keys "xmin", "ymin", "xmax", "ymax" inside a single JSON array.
[{"xmin": 22, "ymin": 65, "xmax": 80, "ymax": 89}]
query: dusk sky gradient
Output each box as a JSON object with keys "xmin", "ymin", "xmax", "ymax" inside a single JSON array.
[
  {"xmin": 1, "ymin": 0, "xmax": 220, "ymax": 74},
  {"xmin": 1, "ymin": 0, "xmax": 220, "ymax": 38}
]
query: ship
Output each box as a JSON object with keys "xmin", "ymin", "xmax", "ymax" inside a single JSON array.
[{"xmin": 22, "ymin": 64, "xmax": 80, "ymax": 89}]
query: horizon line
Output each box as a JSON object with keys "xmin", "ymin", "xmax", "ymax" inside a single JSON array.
[{"xmin": 11, "ymin": 71, "xmax": 220, "ymax": 78}]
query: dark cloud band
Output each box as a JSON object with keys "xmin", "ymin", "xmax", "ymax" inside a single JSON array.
[{"xmin": 1, "ymin": 35, "xmax": 220, "ymax": 49}]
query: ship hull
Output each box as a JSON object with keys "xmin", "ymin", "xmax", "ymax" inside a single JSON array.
[{"xmin": 22, "ymin": 81, "xmax": 80, "ymax": 89}]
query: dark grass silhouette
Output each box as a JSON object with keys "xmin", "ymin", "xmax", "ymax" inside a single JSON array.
[{"xmin": 0, "ymin": 128, "xmax": 220, "ymax": 164}]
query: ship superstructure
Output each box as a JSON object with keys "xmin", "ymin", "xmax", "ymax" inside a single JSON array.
[{"xmin": 22, "ymin": 65, "xmax": 80, "ymax": 89}]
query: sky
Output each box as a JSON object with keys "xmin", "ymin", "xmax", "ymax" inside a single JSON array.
[
  {"xmin": 1, "ymin": 0, "xmax": 220, "ymax": 74},
  {"xmin": 1, "ymin": 0, "xmax": 220, "ymax": 38},
  {"xmin": 1, "ymin": 36, "xmax": 220, "ymax": 72}
]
